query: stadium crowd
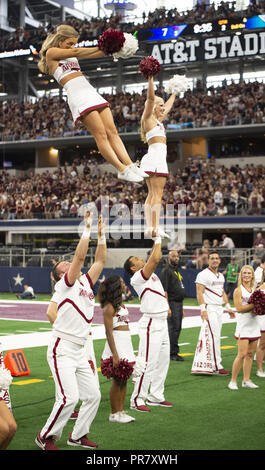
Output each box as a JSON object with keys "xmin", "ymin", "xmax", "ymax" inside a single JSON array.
[
  {"xmin": 1, "ymin": 80, "xmax": 265, "ymax": 142},
  {"xmin": 1, "ymin": 1, "xmax": 265, "ymax": 52},
  {"xmin": 0, "ymin": 158, "xmax": 264, "ymax": 220}
]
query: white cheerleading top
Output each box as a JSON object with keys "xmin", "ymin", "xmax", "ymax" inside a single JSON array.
[
  {"xmin": 195, "ymin": 267, "xmax": 225, "ymax": 306},
  {"xmin": 53, "ymin": 57, "xmax": 81, "ymax": 83},
  {"xmin": 113, "ymin": 305, "xmax": 129, "ymax": 329},
  {"xmin": 50, "ymin": 271, "xmax": 95, "ymax": 345},
  {"xmin": 146, "ymin": 120, "xmax": 166, "ymax": 143},
  {"xmin": 131, "ymin": 269, "xmax": 168, "ymax": 315}
]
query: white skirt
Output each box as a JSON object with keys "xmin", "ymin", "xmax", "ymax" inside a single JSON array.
[
  {"xmin": 258, "ymin": 315, "xmax": 265, "ymax": 333},
  {"xmin": 64, "ymin": 75, "xmax": 109, "ymax": 125},
  {"xmin": 234, "ymin": 312, "xmax": 261, "ymax": 340},
  {"xmin": 101, "ymin": 330, "xmax": 135, "ymax": 363},
  {"xmin": 140, "ymin": 143, "xmax": 168, "ymax": 177}
]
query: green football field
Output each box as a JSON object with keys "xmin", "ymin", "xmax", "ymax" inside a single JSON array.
[{"xmin": 1, "ymin": 316, "xmax": 264, "ymax": 453}]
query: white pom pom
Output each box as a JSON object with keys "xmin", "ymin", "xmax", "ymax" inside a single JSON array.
[
  {"xmin": 113, "ymin": 33, "xmax": 138, "ymax": 60},
  {"xmin": 0, "ymin": 368, "xmax": 13, "ymax": 389},
  {"xmin": 164, "ymin": 74, "xmax": 189, "ymax": 95},
  {"xmin": 132, "ymin": 356, "xmax": 146, "ymax": 378}
]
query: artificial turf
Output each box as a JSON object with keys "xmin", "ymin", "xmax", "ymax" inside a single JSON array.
[{"xmin": 2, "ymin": 320, "xmax": 264, "ymax": 453}]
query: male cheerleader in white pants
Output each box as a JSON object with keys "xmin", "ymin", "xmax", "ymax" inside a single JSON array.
[
  {"xmin": 124, "ymin": 234, "xmax": 173, "ymax": 412},
  {"xmin": 195, "ymin": 251, "xmax": 235, "ymax": 375},
  {"xmin": 35, "ymin": 211, "xmax": 106, "ymax": 450}
]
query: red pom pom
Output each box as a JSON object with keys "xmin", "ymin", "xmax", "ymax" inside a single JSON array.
[
  {"xmin": 248, "ymin": 290, "xmax": 265, "ymax": 315},
  {"xmin": 98, "ymin": 29, "xmax": 125, "ymax": 55},
  {"xmin": 101, "ymin": 357, "xmax": 134, "ymax": 382},
  {"xmin": 101, "ymin": 357, "xmax": 113, "ymax": 379},
  {"xmin": 113, "ymin": 359, "xmax": 134, "ymax": 383},
  {"xmin": 139, "ymin": 56, "xmax": 161, "ymax": 79}
]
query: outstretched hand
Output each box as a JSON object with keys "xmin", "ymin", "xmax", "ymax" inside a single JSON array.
[{"xmin": 83, "ymin": 210, "xmax": 93, "ymax": 232}]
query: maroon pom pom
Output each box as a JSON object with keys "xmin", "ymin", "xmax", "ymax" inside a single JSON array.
[
  {"xmin": 248, "ymin": 289, "xmax": 265, "ymax": 315},
  {"xmin": 138, "ymin": 56, "xmax": 161, "ymax": 79},
  {"xmin": 101, "ymin": 357, "xmax": 133, "ymax": 382},
  {"xmin": 98, "ymin": 29, "xmax": 125, "ymax": 55},
  {"xmin": 101, "ymin": 357, "xmax": 113, "ymax": 379},
  {"xmin": 113, "ymin": 359, "xmax": 134, "ymax": 382}
]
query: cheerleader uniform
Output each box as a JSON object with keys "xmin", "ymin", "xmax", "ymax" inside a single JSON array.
[
  {"xmin": 101, "ymin": 305, "xmax": 135, "ymax": 364},
  {"xmin": 234, "ymin": 285, "xmax": 261, "ymax": 340},
  {"xmin": 53, "ymin": 57, "xmax": 109, "ymax": 125},
  {"xmin": 140, "ymin": 120, "xmax": 168, "ymax": 177}
]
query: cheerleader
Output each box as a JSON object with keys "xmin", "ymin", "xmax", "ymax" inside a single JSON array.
[
  {"xmin": 140, "ymin": 75, "xmax": 177, "ymax": 239},
  {"xmin": 38, "ymin": 24, "xmax": 145, "ymax": 184},
  {"xmin": 98, "ymin": 276, "xmax": 136, "ymax": 424},
  {"xmin": 255, "ymin": 270, "xmax": 265, "ymax": 377},
  {"xmin": 228, "ymin": 266, "xmax": 260, "ymax": 390}
]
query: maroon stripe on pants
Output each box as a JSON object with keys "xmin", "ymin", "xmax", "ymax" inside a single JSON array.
[
  {"xmin": 207, "ymin": 320, "xmax": 218, "ymax": 371},
  {"xmin": 43, "ymin": 338, "xmax": 66, "ymax": 439},
  {"xmin": 134, "ymin": 318, "xmax": 152, "ymax": 408}
]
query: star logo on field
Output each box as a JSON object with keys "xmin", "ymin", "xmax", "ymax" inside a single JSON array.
[{"xmin": 13, "ymin": 273, "xmax": 24, "ymax": 286}]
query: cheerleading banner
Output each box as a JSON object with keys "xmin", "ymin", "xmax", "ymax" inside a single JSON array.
[
  {"xmin": 149, "ymin": 31, "xmax": 265, "ymax": 64},
  {"xmin": 191, "ymin": 321, "xmax": 215, "ymax": 375}
]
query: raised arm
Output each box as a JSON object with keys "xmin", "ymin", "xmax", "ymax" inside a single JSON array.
[
  {"xmin": 87, "ymin": 215, "xmax": 107, "ymax": 286},
  {"xmin": 66, "ymin": 210, "xmax": 93, "ymax": 285},
  {"xmin": 142, "ymin": 76, "xmax": 156, "ymax": 122},
  {"xmin": 142, "ymin": 237, "xmax": 161, "ymax": 280},
  {"xmin": 162, "ymin": 93, "xmax": 176, "ymax": 120}
]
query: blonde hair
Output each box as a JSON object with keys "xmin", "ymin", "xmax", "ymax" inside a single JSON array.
[
  {"xmin": 237, "ymin": 265, "xmax": 255, "ymax": 288},
  {"xmin": 140, "ymin": 95, "xmax": 164, "ymax": 143},
  {"xmin": 38, "ymin": 24, "xmax": 79, "ymax": 74}
]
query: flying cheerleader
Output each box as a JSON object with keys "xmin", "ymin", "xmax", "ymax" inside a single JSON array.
[{"xmin": 38, "ymin": 25, "xmax": 145, "ymax": 184}]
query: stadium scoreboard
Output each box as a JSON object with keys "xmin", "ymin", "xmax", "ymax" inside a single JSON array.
[{"xmin": 137, "ymin": 15, "xmax": 265, "ymax": 42}]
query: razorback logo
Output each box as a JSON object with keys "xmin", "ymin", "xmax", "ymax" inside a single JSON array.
[{"xmin": 60, "ymin": 62, "xmax": 80, "ymax": 72}]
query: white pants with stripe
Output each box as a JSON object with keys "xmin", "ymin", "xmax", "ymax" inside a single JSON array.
[
  {"xmin": 130, "ymin": 313, "xmax": 170, "ymax": 407},
  {"xmin": 40, "ymin": 336, "xmax": 101, "ymax": 441},
  {"xmin": 206, "ymin": 305, "xmax": 224, "ymax": 371}
]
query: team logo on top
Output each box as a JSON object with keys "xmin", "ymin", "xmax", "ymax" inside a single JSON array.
[{"xmin": 79, "ymin": 288, "xmax": 94, "ymax": 301}]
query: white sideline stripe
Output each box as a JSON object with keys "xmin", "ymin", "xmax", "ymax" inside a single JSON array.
[{"xmin": 0, "ymin": 313, "xmax": 236, "ymax": 351}]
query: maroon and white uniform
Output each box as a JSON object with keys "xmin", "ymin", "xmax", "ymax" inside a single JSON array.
[
  {"xmin": 53, "ymin": 58, "xmax": 109, "ymax": 126},
  {"xmin": 234, "ymin": 286, "xmax": 261, "ymax": 340},
  {"xmin": 195, "ymin": 267, "xmax": 226, "ymax": 371},
  {"xmin": 39, "ymin": 271, "xmax": 100, "ymax": 442},
  {"xmin": 140, "ymin": 120, "xmax": 168, "ymax": 177},
  {"xmin": 101, "ymin": 305, "xmax": 135, "ymax": 364},
  {"xmin": 130, "ymin": 269, "xmax": 170, "ymax": 408}
]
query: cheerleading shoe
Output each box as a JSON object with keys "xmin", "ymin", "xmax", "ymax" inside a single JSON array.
[
  {"xmin": 144, "ymin": 227, "xmax": 170, "ymax": 240},
  {"xmin": 256, "ymin": 370, "xmax": 265, "ymax": 377},
  {"xmin": 118, "ymin": 166, "xmax": 143, "ymax": 183},
  {"xmin": 129, "ymin": 163, "xmax": 149, "ymax": 178},
  {"xmin": 109, "ymin": 411, "xmax": 135, "ymax": 423},
  {"xmin": 67, "ymin": 433, "xmax": 98, "ymax": 448},
  {"xmin": 228, "ymin": 381, "xmax": 238, "ymax": 391},
  {"xmin": 242, "ymin": 380, "xmax": 259, "ymax": 388},
  {"xmin": 35, "ymin": 432, "xmax": 60, "ymax": 450}
]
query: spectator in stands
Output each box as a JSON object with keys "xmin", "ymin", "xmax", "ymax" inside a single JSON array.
[
  {"xmin": 220, "ymin": 234, "xmax": 235, "ymax": 250},
  {"xmin": 253, "ymin": 232, "xmax": 265, "ymax": 248},
  {"xmin": 251, "ymin": 244, "xmax": 265, "ymax": 268}
]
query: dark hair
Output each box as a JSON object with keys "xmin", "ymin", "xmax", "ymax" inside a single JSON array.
[
  {"xmin": 98, "ymin": 275, "xmax": 122, "ymax": 311},
  {"xmin": 123, "ymin": 256, "xmax": 134, "ymax": 275},
  {"xmin": 261, "ymin": 254, "xmax": 265, "ymax": 264},
  {"xmin": 52, "ymin": 260, "xmax": 63, "ymax": 282},
  {"xmin": 208, "ymin": 251, "xmax": 220, "ymax": 258}
]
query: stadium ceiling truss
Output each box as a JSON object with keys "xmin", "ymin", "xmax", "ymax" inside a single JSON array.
[{"xmin": 1, "ymin": 1, "xmax": 265, "ymax": 98}]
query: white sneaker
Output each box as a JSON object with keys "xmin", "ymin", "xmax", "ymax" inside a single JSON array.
[
  {"xmin": 228, "ymin": 381, "xmax": 238, "ymax": 390},
  {"xmin": 144, "ymin": 227, "xmax": 170, "ymax": 240},
  {"xmin": 129, "ymin": 164, "xmax": 149, "ymax": 178},
  {"xmin": 256, "ymin": 370, "xmax": 265, "ymax": 378},
  {"xmin": 118, "ymin": 166, "xmax": 143, "ymax": 183},
  {"xmin": 109, "ymin": 411, "xmax": 135, "ymax": 423},
  {"xmin": 242, "ymin": 380, "xmax": 259, "ymax": 389}
]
